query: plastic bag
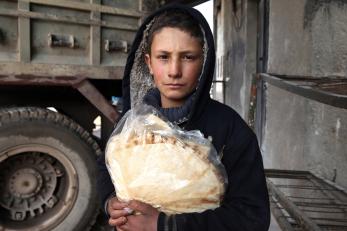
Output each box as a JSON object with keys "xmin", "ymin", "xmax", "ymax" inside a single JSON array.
[{"xmin": 105, "ymin": 105, "xmax": 228, "ymax": 214}]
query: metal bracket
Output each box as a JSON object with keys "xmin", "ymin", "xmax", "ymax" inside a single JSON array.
[
  {"xmin": 73, "ymin": 79, "xmax": 120, "ymax": 123},
  {"xmin": 48, "ymin": 33, "xmax": 78, "ymax": 48},
  {"xmin": 105, "ymin": 39, "xmax": 128, "ymax": 53}
]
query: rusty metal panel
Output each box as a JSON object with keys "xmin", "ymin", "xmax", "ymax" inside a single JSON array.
[
  {"xmin": 101, "ymin": 0, "xmax": 139, "ymax": 9},
  {"xmin": 101, "ymin": 27, "xmax": 135, "ymax": 66},
  {"xmin": 0, "ymin": 0, "xmax": 158, "ymax": 80},
  {"xmin": 0, "ymin": 1, "xmax": 18, "ymax": 62},
  {"xmin": 0, "ymin": 63, "xmax": 125, "ymax": 80},
  {"xmin": 30, "ymin": 5, "xmax": 91, "ymax": 65}
]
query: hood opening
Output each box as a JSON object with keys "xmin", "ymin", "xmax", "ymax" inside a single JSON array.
[{"xmin": 122, "ymin": 4, "xmax": 215, "ymax": 125}]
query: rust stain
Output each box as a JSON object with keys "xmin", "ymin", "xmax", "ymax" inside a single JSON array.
[
  {"xmin": 304, "ymin": 0, "xmax": 347, "ymax": 29},
  {"xmin": 0, "ymin": 74, "xmax": 83, "ymax": 86}
]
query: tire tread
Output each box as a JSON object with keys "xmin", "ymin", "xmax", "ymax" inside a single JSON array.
[{"xmin": 0, "ymin": 107, "xmax": 101, "ymax": 230}]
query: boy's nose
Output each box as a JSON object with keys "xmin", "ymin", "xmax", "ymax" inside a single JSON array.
[{"xmin": 168, "ymin": 59, "xmax": 182, "ymax": 78}]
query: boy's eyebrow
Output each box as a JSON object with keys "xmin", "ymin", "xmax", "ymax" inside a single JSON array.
[
  {"xmin": 154, "ymin": 50, "xmax": 201, "ymax": 54},
  {"xmin": 154, "ymin": 50, "xmax": 170, "ymax": 53}
]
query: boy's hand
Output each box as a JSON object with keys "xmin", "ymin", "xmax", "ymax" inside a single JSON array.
[
  {"xmin": 118, "ymin": 200, "xmax": 159, "ymax": 231},
  {"xmin": 107, "ymin": 197, "xmax": 131, "ymax": 227}
]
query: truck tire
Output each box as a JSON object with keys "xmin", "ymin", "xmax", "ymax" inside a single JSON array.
[{"xmin": 0, "ymin": 107, "xmax": 101, "ymax": 231}]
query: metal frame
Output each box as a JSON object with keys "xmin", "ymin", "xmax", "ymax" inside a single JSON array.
[
  {"xmin": 254, "ymin": 0, "xmax": 270, "ymax": 146},
  {"xmin": 74, "ymin": 80, "xmax": 120, "ymax": 123},
  {"xmin": 266, "ymin": 169, "xmax": 347, "ymax": 230},
  {"xmin": 0, "ymin": 8, "xmax": 138, "ymax": 32},
  {"xmin": 0, "ymin": 63, "xmax": 125, "ymax": 80},
  {"xmin": 0, "ymin": 74, "xmax": 120, "ymax": 123},
  {"xmin": 23, "ymin": 0, "xmax": 143, "ymax": 18},
  {"xmin": 260, "ymin": 73, "xmax": 347, "ymax": 109}
]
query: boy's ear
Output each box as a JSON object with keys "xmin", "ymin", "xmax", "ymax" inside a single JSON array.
[{"xmin": 144, "ymin": 54, "xmax": 153, "ymax": 75}]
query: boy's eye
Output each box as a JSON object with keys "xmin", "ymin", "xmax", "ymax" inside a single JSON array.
[
  {"xmin": 182, "ymin": 55, "xmax": 196, "ymax": 60},
  {"xmin": 157, "ymin": 55, "xmax": 168, "ymax": 60}
]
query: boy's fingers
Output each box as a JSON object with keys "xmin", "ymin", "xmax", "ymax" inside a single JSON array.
[
  {"xmin": 128, "ymin": 200, "xmax": 153, "ymax": 214},
  {"xmin": 109, "ymin": 197, "xmax": 128, "ymax": 210},
  {"xmin": 109, "ymin": 209, "xmax": 131, "ymax": 219},
  {"xmin": 108, "ymin": 216, "xmax": 127, "ymax": 227}
]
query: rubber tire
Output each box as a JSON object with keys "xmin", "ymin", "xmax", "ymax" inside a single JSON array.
[{"xmin": 0, "ymin": 107, "xmax": 101, "ymax": 231}]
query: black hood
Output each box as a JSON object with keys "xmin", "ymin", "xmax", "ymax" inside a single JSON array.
[{"xmin": 121, "ymin": 4, "xmax": 215, "ymax": 125}]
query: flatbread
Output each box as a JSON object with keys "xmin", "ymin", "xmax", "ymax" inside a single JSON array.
[{"xmin": 106, "ymin": 114, "xmax": 225, "ymax": 214}]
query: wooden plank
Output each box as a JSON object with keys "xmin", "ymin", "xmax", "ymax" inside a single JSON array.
[
  {"xmin": 0, "ymin": 9, "xmax": 138, "ymax": 31},
  {"xmin": 90, "ymin": 0, "xmax": 101, "ymax": 65},
  {"xmin": 22, "ymin": 0, "xmax": 142, "ymax": 18},
  {"xmin": 18, "ymin": 0, "xmax": 30, "ymax": 62},
  {"xmin": 0, "ymin": 62, "xmax": 124, "ymax": 80}
]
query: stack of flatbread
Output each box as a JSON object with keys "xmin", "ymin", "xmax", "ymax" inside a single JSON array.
[{"xmin": 106, "ymin": 114, "xmax": 225, "ymax": 214}]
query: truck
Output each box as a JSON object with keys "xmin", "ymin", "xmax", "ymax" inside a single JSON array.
[{"xmin": 0, "ymin": 0, "xmax": 163, "ymax": 230}]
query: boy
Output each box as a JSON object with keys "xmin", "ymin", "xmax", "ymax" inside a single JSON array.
[{"xmin": 97, "ymin": 4, "xmax": 270, "ymax": 231}]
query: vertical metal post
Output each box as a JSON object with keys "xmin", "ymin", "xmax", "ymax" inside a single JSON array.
[
  {"xmin": 18, "ymin": 0, "xmax": 30, "ymax": 62},
  {"xmin": 255, "ymin": 75, "xmax": 266, "ymax": 144},
  {"xmin": 90, "ymin": 0, "xmax": 101, "ymax": 65},
  {"xmin": 255, "ymin": 0, "xmax": 269, "ymax": 145}
]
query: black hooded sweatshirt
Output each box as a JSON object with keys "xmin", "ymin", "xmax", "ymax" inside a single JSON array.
[{"xmin": 97, "ymin": 4, "xmax": 270, "ymax": 231}]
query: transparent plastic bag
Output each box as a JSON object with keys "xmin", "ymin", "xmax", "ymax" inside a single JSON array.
[{"xmin": 105, "ymin": 104, "xmax": 228, "ymax": 214}]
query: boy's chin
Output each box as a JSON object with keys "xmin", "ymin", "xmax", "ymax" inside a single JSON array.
[{"xmin": 166, "ymin": 93, "xmax": 191, "ymax": 101}]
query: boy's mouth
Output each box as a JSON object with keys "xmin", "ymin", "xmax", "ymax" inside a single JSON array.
[{"xmin": 165, "ymin": 84, "xmax": 184, "ymax": 89}]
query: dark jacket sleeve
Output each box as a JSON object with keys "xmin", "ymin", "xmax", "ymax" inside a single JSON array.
[
  {"xmin": 158, "ymin": 131, "xmax": 270, "ymax": 231},
  {"xmin": 96, "ymin": 152, "xmax": 115, "ymax": 213}
]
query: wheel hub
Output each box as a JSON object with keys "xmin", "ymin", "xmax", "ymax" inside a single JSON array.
[
  {"xmin": 0, "ymin": 153, "xmax": 60, "ymax": 221},
  {"xmin": 9, "ymin": 168, "xmax": 43, "ymax": 198}
]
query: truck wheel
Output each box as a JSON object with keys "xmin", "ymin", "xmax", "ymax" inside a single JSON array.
[{"xmin": 0, "ymin": 107, "xmax": 101, "ymax": 231}]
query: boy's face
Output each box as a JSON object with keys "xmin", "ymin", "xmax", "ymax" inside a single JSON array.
[{"xmin": 145, "ymin": 27, "xmax": 203, "ymax": 108}]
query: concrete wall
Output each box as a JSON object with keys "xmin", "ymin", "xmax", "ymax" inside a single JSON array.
[
  {"xmin": 216, "ymin": 0, "xmax": 347, "ymax": 189},
  {"xmin": 267, "ymin": 0, "xmax": 347, "ymax": 77},
  {"xmin": 262, "ymin": 84, "xmax": 347, "ymax": 189},
  {"xmin": 215, "ymin": 1, "xmax": 347, "ymax": 228},
  {"xmin": 262, "ymin": 0, "xmax": 347, "ymax": 189},
  {"xmin": 214, "ymin": 0, "xmax": 258, "ymax": 119}
]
